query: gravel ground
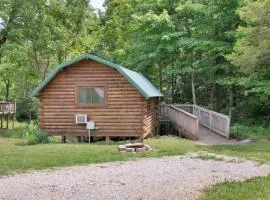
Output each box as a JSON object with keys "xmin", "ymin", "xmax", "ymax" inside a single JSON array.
[{"xmin": 0, "ymin": 155, "xmax": 269, "ymax": 200}]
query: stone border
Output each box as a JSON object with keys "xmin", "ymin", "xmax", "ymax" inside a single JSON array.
[{"xmin": 118, "ymin": 143, "xmax": 152, "ymax": 153}]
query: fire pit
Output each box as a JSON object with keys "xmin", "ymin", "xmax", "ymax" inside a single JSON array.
[{"xmin": 118, "ymin": 143, "xmax": 152, "ymax": 153}]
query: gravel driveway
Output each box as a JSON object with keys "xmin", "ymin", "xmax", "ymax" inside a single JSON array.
[{"xmin": 0, "ymin": 154, "xmax": 269, "ymax": 200}]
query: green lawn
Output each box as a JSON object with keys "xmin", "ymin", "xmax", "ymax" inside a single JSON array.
[
  {"xmin": 0, "ymin": 125, "xmax": 269, "ymax": 200},
  {"xmin": 0, "ymin": 135, "xmax": 269, "ymax": 176},
  {"xmin": 207, "ymin": 141, "xmax": 270, "ymax": 163},
  {"xmin": 201, "ymin": 176, "xmax": 270, "ymax": 200},
  {"xmin": 0, "ymin": 136, "xmax": 200, "ymax": 176}
]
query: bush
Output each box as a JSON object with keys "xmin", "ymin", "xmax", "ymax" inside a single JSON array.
[
  {"xmin": 23, "ymin": 121, "xmax": 49, "ymax": 145},
  {"xmin": 16, "ymin": 98, "xmax": 38, "ymax": 122},
  {"xmin": 230, "ymin": 123, "xmax": 270, "ymax": 140}
]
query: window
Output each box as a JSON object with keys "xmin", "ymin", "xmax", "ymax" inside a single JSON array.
[{"xmin": 77, "ymin": 87, "xmax": 105, "ymax": 105}]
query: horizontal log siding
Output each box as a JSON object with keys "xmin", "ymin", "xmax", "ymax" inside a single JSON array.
[
  {"xmin": 142, "ymin": 98, "xmax": 158, "ymax": 138},
  {"xmin": 39, "ymin": 60, "xmax": 147, "ymax": 137}
]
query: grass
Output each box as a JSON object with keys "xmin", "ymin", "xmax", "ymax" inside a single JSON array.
[
  {"xmin": 207, "ymin": 141, "xmax": 270, "ymax": 163},
  {"xmin": 1, "ymin": 135, "xmax": 269, "ymax": 176},
  {"xmin": 230, "ymin": 124, "xmax": 270, "ymax": 140},
  {"xmin": 0, "ymin": 136, "xmax": 200, "ymax": 176},
  {"xmin": 0, "ymin": 123, "xmax": 270, "ymax": 199},
  {"xmin": 191, "ymin": 153, "xmax": 225, "ymax": 161},
  {"xmin": 201, "ymin": 176, "xmax": 270, "ymax": 200},
  {"xmin": 0, "ymin": 120, "xmax": 27, "ymax": 138},
  {"xmin": 0, "ymin": 122, "xmax": 270, "ymax": 171},
  {"xmin": 0, "ymin": 122, "xmax": 269, "ymax": 175}
]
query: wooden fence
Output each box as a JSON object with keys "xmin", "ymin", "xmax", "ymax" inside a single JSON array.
[
  {"xmin": 159, "ymin": 104, "xmax": 199, "ymax": 140},
  {"xmin": 0, "ymin": 102, "xmax": 16, "ymax": 129},
  {"xmin": 175, "ymin": 104, "xmax": 230, "ymax": 138},
  {"xmin": 0, "ymin": 102, "xmax": 16, "ymax": 114}
]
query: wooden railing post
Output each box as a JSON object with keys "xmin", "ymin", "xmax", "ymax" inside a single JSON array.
[
  {"xmin": 209, "ymin": 111, "xmax": 212, "ymax": 130},
  {"xmin": 226, "ymin": 117, "xmax": 231, "ymax": 138}
]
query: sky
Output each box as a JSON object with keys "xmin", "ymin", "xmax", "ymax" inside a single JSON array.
[{"xmin": 90, "ymin": 0, "xmax": 105, "ymax": 10}]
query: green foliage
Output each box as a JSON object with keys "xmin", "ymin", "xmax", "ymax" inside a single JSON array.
[
  {"xmin": 230, "ymin": 124, "xmax": 270, "ymax": 140},
  {"xmin": 0, "ymin": 0, "xmax": 269, "ymax": 127},
  {"xmin": 0, "ymin": 0, "xmax": 98, "ymax": 101},
  {"xmin": 23, "ymin": 121, "xmax": 49, "ymax": 145},
  {"xmin": 201, "ymin": 176, "xmax": 270, "ymax": 200},
  {"xmin": 16, "ymin": 98, "xmax": 38, "ymax": 122},
  {"xmin": 227, "ymin": 0, "xmax": 270, "ymax": 99}
]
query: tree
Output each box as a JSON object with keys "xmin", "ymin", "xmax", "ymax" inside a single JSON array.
[
  {"xmin": 0, "ymin": 0, "xmax": 98, "ymax": 120},
  {"xmin": 228, "ymin": 0, "xmax": 270, "ymax": 99}
]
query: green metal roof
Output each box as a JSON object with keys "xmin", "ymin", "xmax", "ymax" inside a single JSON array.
[{"xmin": 31, "ymin": 54, "xmax": 163, "ymax": 99}]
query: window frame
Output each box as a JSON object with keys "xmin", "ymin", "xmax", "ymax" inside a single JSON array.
[{"xmin": 75, "ymin": 84, "xmax": 107, "ymax": 107}]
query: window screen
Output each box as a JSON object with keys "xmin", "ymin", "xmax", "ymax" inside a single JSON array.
[{"xmin": 78, "ymin": 87, "xmax": 105, "ymax": 105}]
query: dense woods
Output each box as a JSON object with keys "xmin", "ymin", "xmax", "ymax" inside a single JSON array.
[{"xmin": 0, "ymin": 0, "xmax": 269, "ymax": 126}]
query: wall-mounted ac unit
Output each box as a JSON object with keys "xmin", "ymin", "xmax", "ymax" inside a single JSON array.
[{"xmin": 75, "ymin": 114, "xmax": 87, "ymax": 124}]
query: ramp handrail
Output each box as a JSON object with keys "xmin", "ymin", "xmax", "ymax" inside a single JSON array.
[
  {"xmin": 159, "ymin": 104, "xmax": 199, "ymax": 140},
  {"xmin": 175, "ymin": 104, "xmax": 230, "ymax": 138}
]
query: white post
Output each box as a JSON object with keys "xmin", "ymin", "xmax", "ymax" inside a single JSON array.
[
  {"xmin": 198, "ymin": 109, "xmax": 201, "ymax": 122},
  {"xmin": 209, "ymin": 112, "xmax": 212, "ymax": 129},
  {"xmin": 226, "ymin": 117, "xmax": 231, "ymax": 138}
]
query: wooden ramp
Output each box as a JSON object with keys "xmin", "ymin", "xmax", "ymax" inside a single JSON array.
[
  {"xmin": 159, "ymin": 104, "xmax": 231, "ymax": 144},
  {"xmin": 198, "ymin": 125, "xmax": 237, "ymax": 145}
]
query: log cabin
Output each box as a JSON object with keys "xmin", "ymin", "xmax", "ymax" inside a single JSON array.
[{"xmin": 31, "ymin": 54, "xmax": 163, "ymax": 140}]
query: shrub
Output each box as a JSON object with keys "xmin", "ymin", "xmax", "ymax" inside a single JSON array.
[
  {"xmin": 23, "ymin": 121, "xmax": 49, "ymax": 145},
  {"xmin": 16, "ymin": 98, "xmax": 38, "ymax": 122},
  {"xmin": 230, "ymin": 123, "xmax": 270, "ymax": 140}
]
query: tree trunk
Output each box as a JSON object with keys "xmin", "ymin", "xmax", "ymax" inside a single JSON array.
[
  {"xmin": 227, "ymin": 86, "xmax": 233, "ymax": 117},
  {"xmin": 42, "ymin": 57, "xmax": 50, "ymax": 80},
  {"xmin": 171, "ymin": 58, "xmax": 176, "ymax": 103},
  {"xmin": 158, "ymin": 64, "xmax": 163, "ymax": 92},
  {"xmin": 4, "ymin": 80, "xmax": 10, "ymax": 101},
  {"xmin": 210, "ymin": 84, "xmax": 216, "ymax": 110},
  {"xmin": 191, "ymin": 71, "xmax": 196, "ymax": 105},
  {"xmin": 171, "ymin": 74, "xmax": 175, "ymax": 103}
]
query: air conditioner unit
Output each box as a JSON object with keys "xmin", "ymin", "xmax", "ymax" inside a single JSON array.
[{"xmin": 75, "ymin": 114, "xmax": 87, "ymax": 124}]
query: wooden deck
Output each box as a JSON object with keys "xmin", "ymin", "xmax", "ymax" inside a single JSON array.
[
  {"xmin": 159, "ymin": 104, "xmax": 231, "ymax": 143},
  {"xmin": 0, "ymin": 102, "xmax": 16, "ymax": 129},
  {"xmin": 0, "ymin": 102, "xmax": 16, "ymax": 114}
]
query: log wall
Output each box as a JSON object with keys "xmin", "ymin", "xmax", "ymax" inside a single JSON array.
[
  {"xmin": 142, "ymin": 97, "xmax": 158, "ymax": 137},
  {"xmin": 38, "ymin": 60, "xmax": 156, "ymax": 137}
]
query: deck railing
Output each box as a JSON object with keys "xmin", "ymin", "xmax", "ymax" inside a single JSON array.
[
  {"xmin": 159, "ymin": 104, "xmax": 199, "ymax": 140},
  {"xmin": 0, "ymin": 102, "xmax": 16, "ymax": 114},
  {"xmin": 175, "ymin": 104, "xmax": 230, "ymax": 138}
]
